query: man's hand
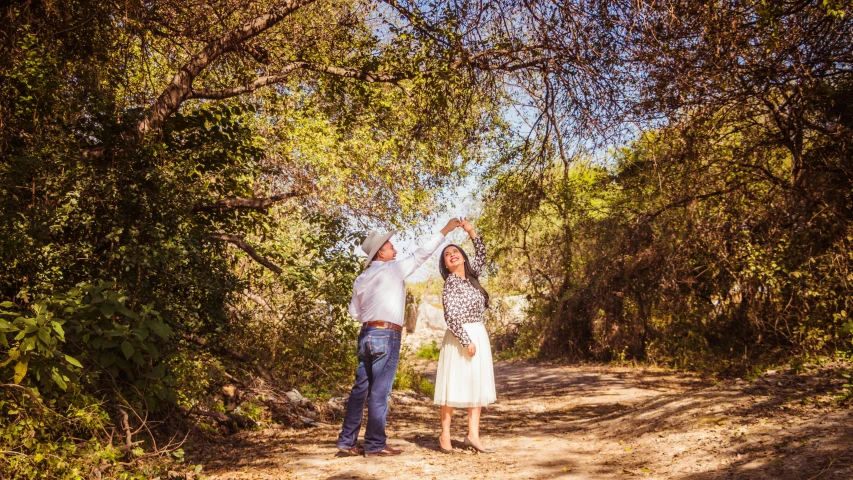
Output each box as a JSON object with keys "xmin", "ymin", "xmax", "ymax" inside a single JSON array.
[
  {"xmin": 466, "ymin": 343, "xmax": 477, "ymax": 357},
  {"xmin": 440, "ymin": 218, "xmax": 462, "ymax": 236}
]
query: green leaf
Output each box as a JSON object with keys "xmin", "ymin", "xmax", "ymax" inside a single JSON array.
[
  {"xmin": 103, "ymin": 328, "xmax": 126, "ymax": 338},
  {"xmin": 143, "ymin": 341, "xmax": 159, "ymax": 360},
  {"xmin": 147, "ymin": 363, "xmax": 166, "ymax": 379},
  {"xmin": 132, "ymin": 328, "xmax": 149, "ymax": 341},
  {"xmin": 51, "ymin": 369, "xmax": 67, "ymax": 390},
  {"xmin": 37, "ymin": 327, "xmax": 51, "ymax": 345},
  {"xmin": 99, "ymin": 353, "xmax": 116, "ymax": 367},
  {"xmin": 115, "ymin": 303, "xmax": 138, "ymax": 320},
  {"xmin": 64, "ymin": 354, "xmax": 83, "ymax": 368},
  {"xmin": 147, "ymin": 320, "xmax": 173, "ymax": 340},
  {"xmin": 51, "ymin": 321, "xmax": 65, "ymax": 341},
  {"xmin": 0, "ymin": 301, "xmax": 15, "ymax": 308},
  {"xmin": 120, "ymin": 341, "xmax": 135, "ymax": 359},
  {"xmin": 13, "ymin": 357, "xmax": 29, "ymax": 383},
  {"xmin": 99, "ymin": 300, "xmax": 116, "ymax": 318},
  {"xmin": 20, "ymin": 336, "xmax": 36, "ymax": 352},
  {"xmin": 131, "ymin": 351, "xmax": 144, "ymax": 366}
]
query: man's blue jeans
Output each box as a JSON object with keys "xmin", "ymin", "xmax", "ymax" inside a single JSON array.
[{"xmin": 336, "ymin": 326, "xmax": 402, "ymax": 454}]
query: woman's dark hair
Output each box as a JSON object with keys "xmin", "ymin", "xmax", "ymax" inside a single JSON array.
[{"xmin": 438, "ymin": 244, "xmax": 490, "ymax": 308}]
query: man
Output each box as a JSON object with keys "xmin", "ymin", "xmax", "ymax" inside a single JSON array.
[{"xmin": 336, "ymin": 218, "xmax": 461, "ymax": 457}]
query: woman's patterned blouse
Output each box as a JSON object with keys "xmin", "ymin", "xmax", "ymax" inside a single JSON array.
[{"xmin": 442, "ymin": 236, "xmax": 487, "ymax": 347}]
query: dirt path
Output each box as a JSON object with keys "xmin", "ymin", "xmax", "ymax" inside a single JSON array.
[{"xmin": 190, "ymin": 361, "xmax": 852, "ymax": 479}]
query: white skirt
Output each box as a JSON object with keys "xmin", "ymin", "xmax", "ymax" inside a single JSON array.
[{"xmin": 433, "ymin": 322, "xmax": 497, "ymax": 408}]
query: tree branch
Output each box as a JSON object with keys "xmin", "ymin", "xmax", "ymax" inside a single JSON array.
[
  {"xmin": 136, "ymin": 0, "xmax": 314, "ymax": 137},
  {"xmin": 192, "ymin": 192, "xmax": 302, "ymax": 212},
  {"xmin": 238, "ymin": 42, "xmax": 271, "ymax": 64},
  {"xmin": 185, "ymin": 407, "xmax": 255, "ymax": 431},
  {"xmin": 206, "ymin": 233, "xmax": 282, "ymax": 274},
  {"xmin": 190, "ymin": 61, "xmax": 412, "ymax": 100},
  {"xmin": 190, "ymin": 63, "xmax": 304, "ymax": 100},
  {"xmin": 299, "ymin": 61, "xmax": 413, "ymax": 82},
  {"xmin": 381, "ymin": 0, "xmax": 451, "ymax": 48}
]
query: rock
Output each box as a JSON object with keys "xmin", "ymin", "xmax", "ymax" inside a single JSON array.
[
  {"xmin": 765, "ymin": 370, "xmax": 778, "ymax": 376},
  {"xmin": 300, "ymin": 415, "xmax": 322, "ymax": 427},
  {"xmin": 285, "ymin": 389, "xmax": 309, "ymax": 406},
  {"xmin": 402, "ymin": 301, "xmax": 447, "ymax": 350}
]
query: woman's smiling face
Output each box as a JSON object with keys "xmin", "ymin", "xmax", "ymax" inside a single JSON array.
[{"xmin": 443, "ymin": 246, "xmax": 464, "ymax": 269}]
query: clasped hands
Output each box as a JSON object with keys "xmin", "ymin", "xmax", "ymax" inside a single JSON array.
[{"xmin": 440, "ymin": 217, "xmax": 477, "ymax": 237}]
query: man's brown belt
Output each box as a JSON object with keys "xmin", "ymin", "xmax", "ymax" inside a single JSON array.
[{"xmin": 362, "ymin": 320, "xmax": 403, "ymax": 332}]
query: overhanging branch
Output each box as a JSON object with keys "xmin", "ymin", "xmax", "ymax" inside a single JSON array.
[
  {"xmin": 206, "ymin": 233, "xmax": 282, "ymax": 274},
  {"xmin": 190, "ymin": 61, "xmax": 305, "ymax": 100},
  {"xmin": 135, "ymin": 0, "xmax": 315, "ymax": 137},
  {"xmin": 299, "ymin": 62, "xmax": 413, "ymax": 82},
  {"xmin": 193, "ymin": 192, "xmax": 303, "ymax": 212},
  {"xmin": 190, "ymin": 61, "xmax": 412, "ymax": 100}
]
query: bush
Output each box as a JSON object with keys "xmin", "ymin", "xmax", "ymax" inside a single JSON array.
[
  {"xmin": 415, "ymin": 341, "xmax": 441, "ymax": 361},
  {"xmin": 0, "ymin": 388, "xmax": 166, "ymax": 479},
  {"xmin": 394, "ymin": 348, "xmax": 435, "ymax": 396}
]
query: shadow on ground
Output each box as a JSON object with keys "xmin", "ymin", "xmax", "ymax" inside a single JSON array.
[{"xmin": 189, "ymin": 360, "xmax": 853, "ymax": 479}]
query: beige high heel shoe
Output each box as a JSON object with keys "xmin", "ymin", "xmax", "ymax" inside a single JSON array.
[
  {"xmin": 464, "ymin": 436, "xmax": 495, "ymax": 453},
  {"xmin": 438, "ymin": 437, "xmax": 454, "ymax": 454}
]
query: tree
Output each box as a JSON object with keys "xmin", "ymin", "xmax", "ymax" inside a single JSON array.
[
  {"xmin": 0, "ymin": 0, "xmax": 621, "ymax": 475},
  {"xmin": 481, "ymin": 0, "xmax": 853, "ymax": 366}
]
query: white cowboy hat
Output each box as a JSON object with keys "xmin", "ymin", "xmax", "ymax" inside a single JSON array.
[{"xmin": 361, "ymin": 230, "xmax": 397, "ymax": 267}]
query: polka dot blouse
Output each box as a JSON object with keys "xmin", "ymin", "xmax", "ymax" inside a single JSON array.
[{"xmin": 442, "ymin": 236, "xmax": 487, "ymax": 347}]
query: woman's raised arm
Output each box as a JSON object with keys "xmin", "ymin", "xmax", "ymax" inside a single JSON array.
[{"xmin": 461, "ymin": 219, "xmax": 486, "ymax": 277}]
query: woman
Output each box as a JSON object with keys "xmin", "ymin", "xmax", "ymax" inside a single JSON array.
[{"xmin": 433, "ymin": 219, "xmax": 496, "ymax": 454}]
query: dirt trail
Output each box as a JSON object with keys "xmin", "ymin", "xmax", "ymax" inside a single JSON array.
[{"xmin": 190, "ymin": 361, "xmax": 852, "ymax": 479}]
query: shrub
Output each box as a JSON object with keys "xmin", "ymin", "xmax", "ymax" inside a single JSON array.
[{"xmin": 415, "ymin": 341, "xmax": 441, "ymax": 361}]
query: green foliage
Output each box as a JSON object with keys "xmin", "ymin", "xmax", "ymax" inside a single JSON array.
[
  {"xmin": 490, "ymin": 319, "xmax": 542, "ymax": 361},
  {"xmin": 0, "ymin": 0, "xmax": 503, "ymax": 475},
  {"xmin": 417, "ymin": 378, "xmax": 436, "ymax": 398},
  {"xmin": 167, "ymin": 350, "xmax": 223, "ymax": 409},
  {"xmin": 0, "ymin": 388, "xmax": 164, "ymax": 479},
  {"xmin": 484, "ymin": 81, "xmax": 853, "ymax": 373},
  {"xmin": 0, "ymin": 282, "xmax": 170, "ymax": 398},
  {"xmin": 224, "ymin": 212, "xmax": 363, "ymax": 392},
  {"xmin": 393, "ymin": 349, "xmax": 435, "ymax": 396},
  {"xmin": 415, "ymin": 341, "xmax": 441, "ymax": 361},
  {"xmin": 234, "ymin": 401, "xmax": 265, "ymax": 424}
]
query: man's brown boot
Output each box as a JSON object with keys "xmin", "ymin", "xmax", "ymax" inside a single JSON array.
[{"xmin": 364, "ymin": 446, "xmax": 403, "ymax": 457}]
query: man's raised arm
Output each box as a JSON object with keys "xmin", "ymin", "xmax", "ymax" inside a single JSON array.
[
  {"xmin": 392, "ymin": 218, "xmax": 460, "ymax": 279},
  {"xmin": 348, "ymin": 285, "xmax": 362, "ymax": 321}
]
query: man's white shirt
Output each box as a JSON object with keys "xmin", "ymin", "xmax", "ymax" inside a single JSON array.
[{"xmin": 348, "ymin": 233, "xmax": 446, "ymax": 326}]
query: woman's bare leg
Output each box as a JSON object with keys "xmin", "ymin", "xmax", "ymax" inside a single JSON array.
[
  {"xmin": 439, "ymin": 406, "xmax": 454, "ymax": 450},
  {"xmin": 466, "ymin": 407, "xmax": 485, "ymax": 448}
]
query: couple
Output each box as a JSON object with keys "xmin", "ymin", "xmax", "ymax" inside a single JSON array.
[{"xmin": 335, "ymin": 218, "xmax": 496, "ymax": 457}]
